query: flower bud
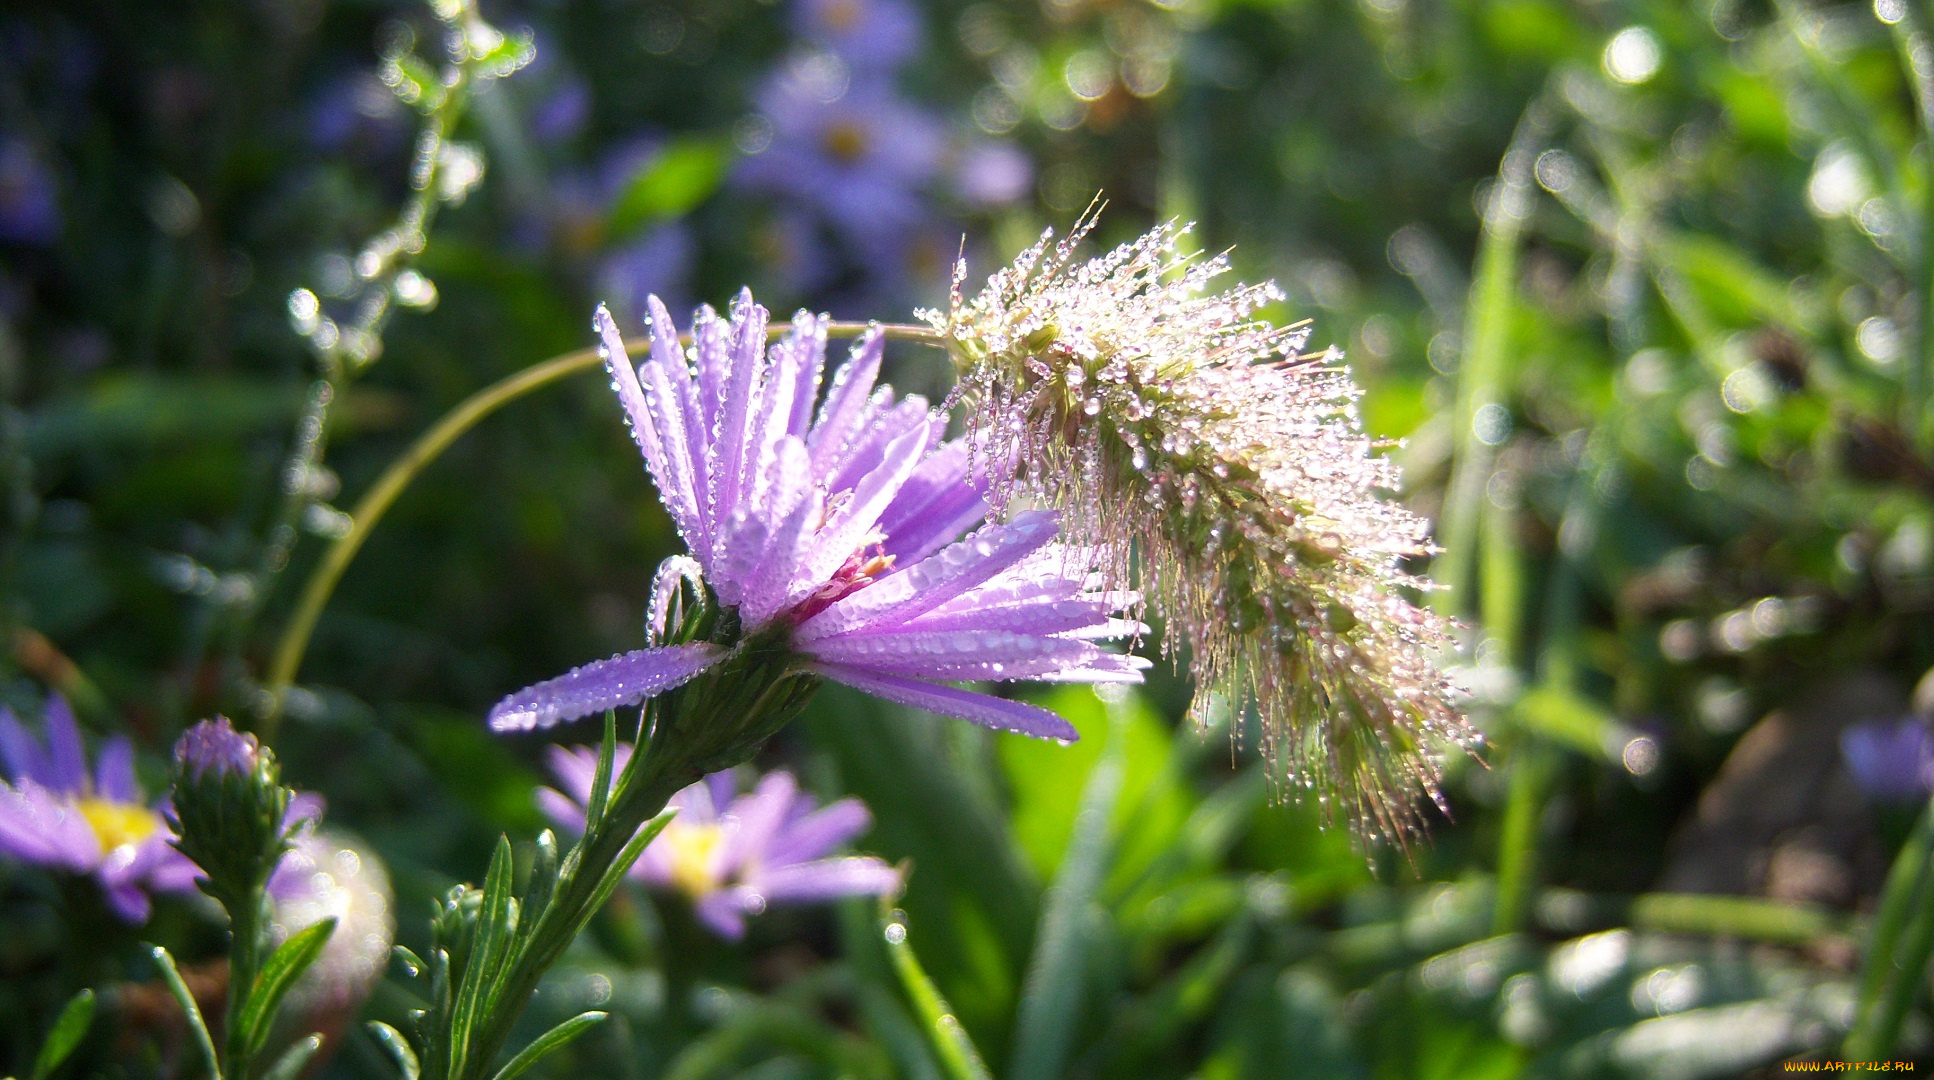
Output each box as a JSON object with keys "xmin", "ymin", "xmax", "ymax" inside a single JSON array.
[{"xmin": 167, "ymin": 717, "xmax": 297, "ymax": 903}]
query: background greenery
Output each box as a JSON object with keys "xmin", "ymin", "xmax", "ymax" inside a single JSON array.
[{"xmin": 3, "ymin": 0, "xmax": 1931, "ymax": 1075}]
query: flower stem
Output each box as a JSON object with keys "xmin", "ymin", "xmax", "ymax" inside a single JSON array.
[
  {"xmin": 221, "ymin": 890, "xmax": 266, "ymax": 1080},
  {"xmin": 259, "ymin": 322, "xmax": 940, "ymax": 733},
  {"xmin": 1846, "ymin": 791, "xmax": 1934, "ymax": 1060}
]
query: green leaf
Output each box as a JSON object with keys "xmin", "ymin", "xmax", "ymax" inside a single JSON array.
[
  {"xmin": 1008, "ymin": 699, "xmax": 1127, "ymax": 1080},
  {"xmin": 585, "ymin": 711, "xmax": 617, "ymax": 829},
  {"xmin": 489, "ymin": 1011, "xmax": 607, "ymax": 1080},
  {"xmin": 449, "ymin": 837, "xmax": 517, "ymax": 1077},
  {"xmin": 1512, "ymin": 685, "xmax": 1621, "ymax": 761},
  {"xmin": 148, "ymin": 945, "xmax": 220, "ymax": 1079},
  {"xmin": 237, "ymin": 918, "xmax": 338, "ymax": 1059},
  {"xmin": 261, "ymin": 1035, "xmax": 323, "ymax": 1080},
  {"xmin": 606, "ymin": 137, "xmax": 730, "ymax": 238},
  {"xmin": 30, "ymin": 988, "xmax": 95, "ymax": 1080},
  {"xmin": 366, "ymin": 1021, "xmax": 422, "ymax": 1080},
  {"xmin": 584, "ymin": 808, "xmax": 677, "ymax": 919}
]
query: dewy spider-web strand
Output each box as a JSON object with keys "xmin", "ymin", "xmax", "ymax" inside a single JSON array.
[{"xmin": 923, "ymin": 211, "xmax": 1478, "ymax": 845}]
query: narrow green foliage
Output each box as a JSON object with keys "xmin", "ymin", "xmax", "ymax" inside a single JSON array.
[
  {"xmin": 1010, "ymin": 707, "xmax": 1127, "ymax": 1080},
  {"xmin": 881, "ymin": 901, "xmax": 995, "ymax": 1080},
  {"xmin": 368, "ymin": 1021, "xmax": 423, "ymax": 1080},
  {"xmin": 149, "ymin": 946, "xmax": 220, "ymax": 1080},
  {"xmin": 260, "ymin": 1036, "xmax": 323, "ymax": 1080},
  {"xmin": 236, "ymin": 918, "xmax": 337, "ymax": 1061},
  {"xmin": 29, "ymin": 989, "xmax": 94, "ymax": 1080},
  {"xmin": 1847, "ymin": 794, "xmax": 1934, "ymax": 1059},
  {"xmin": 488, "ymin": 1012, "xmax": 607, "ymax": 1080}
]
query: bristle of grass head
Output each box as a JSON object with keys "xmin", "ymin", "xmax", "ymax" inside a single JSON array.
[{"xmin": 922, "ymin": 210, "xmax": 1478, "ymax": 846}]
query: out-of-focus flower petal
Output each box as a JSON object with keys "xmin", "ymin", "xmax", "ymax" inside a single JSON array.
[{"xmin": 755, "ymin": 856, "xmax": 900, "ymax": 903}]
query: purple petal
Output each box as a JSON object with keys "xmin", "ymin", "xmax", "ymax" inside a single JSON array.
[
  {"xmin": 894, "ymin": 599, "xmax": 1130, "ymax": 638},
  {"xmin": 739, "ymin": 440, "xmax": 824, "ymax": 626},
  {"xmin": 810, "ymin": 663, "xmax": 1079, "ymax": 741},
  {"xmin": 766, "ymin": 798, "xmax": 872, "ymax": 865},
  {"xmin": 536, "ymin": 787, "xmax": 587, "ymax": 835},
  {"xmin": 782, "ymin": 312, "xmax": 829, "ymax": 438},
  {"xmin": 692, "ymin": 305, "xmax": 729, "ymax": 445},
  {"xmin": 703, "ymin": 771, "xmax": 737, "ymax": 817},
  {"xmin": 796, "ymin": 511, "xmax": 1060, "ymax": 642},
  {"xmin": 43, "ymin": 695, "xmax": 86, "ymax": 794},
  {"xmin": 752, "ymin": 856, "xmax": 901, "ymax": 903},
  {"xmin": 792, "ymin": 423, "xmax": 929, "ymax": 595},
  {"xmin": 0, "ymin": 782, "xmax": 97, "ymax": 869},
  {"xmin": 99, "ymin": 877, "xmax": 153, "ymax": 923},
  {"xmin": 94, "ymin": 737, "xmax": 138, "ymax": 803},
  {"xmin": 876, "ymin": 443, "xmax": 989, "ymax": 564},
  {"xmin": 0, "ymin": 705, "xmax": 51, "ymax": 787},
  {"xmin": 647, "ymin": 297, "xmax": 713, "ymax": 554},
  {"xmin": 807, "ymin": 331, "xmax": 884, "ymax": 471},
  {"xmin": 487, "ymin": 643, "xmax": 726, "ymax": 733},
  {"xmin": 709, "ymin": 291, "xmax": 770, "ymax": 543},
  {"xmin": 718, "ymin": 770, "xmax": 799, "ymax": 874},
  {"xmin": 810, "ymin": 628, "xmax": 1108, "ymax": 682},
  {"xmin": 693, "ymin": 889, "xmax": 749, "ymax": 940},
  {"xmin": 545, "ymin": 744, "xmax": 604, "ymax": 805},
  {"xmin": 598, "ymin": 305, "xmax": 707, "ymax": 557},
  {"xmin": 825, "ymin": 397, "xmax": 931, "ymax": 496}
]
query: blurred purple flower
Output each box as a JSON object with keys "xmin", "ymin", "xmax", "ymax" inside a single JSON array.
[
  {"xmin": 598, "ymin": 221, "xmax": 694, "ymax": 325},
  {"xmin": 531, "ymin": 74, "xmax": 591, "ymax": 146},
  {"xmin": 305, "ymin": 71, "xmax": 408, "ymax": 156},
  {"xmin": 0, "ymin": 695, "xmax": 198, "ymax": 921},
  {"xmin": 794, "ymin": 0, "xmax": 923, "ymax": 71},
  {"xmin": 266, "ymin": 828, "xmax": 393, "ymax": 1017},
  {"xmin": 543, "ymin": 751, "xmax": 896, "ymax": 939},
  {"xmin": 737, "ymin": 58, "xmax": 943, "ymax": 248},
  {"xmin": 0, "ymin": 137, "xmax": 59, "ymax": 246},
  {"xmin": 955, "ymin": 141, "xmax": 1032, "ymax": 207},
  {"xmin": 486, "ymin": 293, "xmax": 1146, "ymax": 738},
  {"xmin": 1841, "ymin": 718, "xmax": 1934, "ymax": 802}
]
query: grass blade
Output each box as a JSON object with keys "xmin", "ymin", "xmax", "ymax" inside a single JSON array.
[
  {"xmin": 1009, "ymin": 706, "xmax": 1126, "ymax": 1080},
  {"xmin": 30, "ymin": 988, "xmax": 95, "ymax": 1080}
]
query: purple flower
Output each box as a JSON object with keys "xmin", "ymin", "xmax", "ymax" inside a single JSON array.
[
  {"xmin": 0, "ymin": 695, "xmax": 198, "ymax": 922},
  {"xmin": 793, "ymin": 0, "xmax": 924, "ymax": 71},
  {"xmin": 954, "ymin": 141, "xmax": 1033, "ymax": 208},
  {"xmin": 737, "ymin": 58, "xmax": 943, "ymax": 248},
  {"xmin": 266, "ymin": 828, "xmax": 394, "ymax": 1015},
  {"xmin": 598, "ymin": 221, "xmax": 695, "ymax": 325},
  {"xmin": 542, "ymin": 748, "xmax": 897, "ymax": 939},
  {"xmin": 486, "ymin": 293, "xmax": 1146, "ymax": 740},
  {"xmin": 1841, "ymin": 719, "xmax": 1934, "ymax": 802}
]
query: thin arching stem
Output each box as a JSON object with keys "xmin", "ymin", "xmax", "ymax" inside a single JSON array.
[{"xmin": 259, "ymin": 321, "xmax": 945, "ymax": 733}]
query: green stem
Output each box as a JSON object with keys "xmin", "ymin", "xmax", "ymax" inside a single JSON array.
[
  {"xmin": 222, "ymin": 890, "xmax": 266, "ymax": 1080},
  {"xmin": 260, "ymin": 322, "xmax": 941, "ymax": 733},
  {"xmin": 880, "ymin": 900, "xmax": 994, "ymax": 1080},
  {"xmin": 1846, "ymin": 792, "xmax": 1934, "ymax": 1059}
]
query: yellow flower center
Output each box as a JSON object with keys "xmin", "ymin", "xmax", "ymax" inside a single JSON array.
[
  {"xmin": 77, "ymin": 797, "xmax": 161, "ymax": 853},
  {"xmin": 822, "ymin": 122, "xmax": 868, "ymax": 164},
  {"xmin": 663, "ymin": 823, "xmax": 724, "ymax": 897}
]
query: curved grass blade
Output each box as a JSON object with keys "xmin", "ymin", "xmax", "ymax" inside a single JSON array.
[
  {"xmin": 366, "ymin": 1020, "xmax": 422, "ymax": 1080},
  {"xmin": 261, "ymin": 1035, "xmax": 323, "ymax": 1080},
  {"xmin": 880, "ymin": 900, "xmax": 993, "ymax": 1080}
]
